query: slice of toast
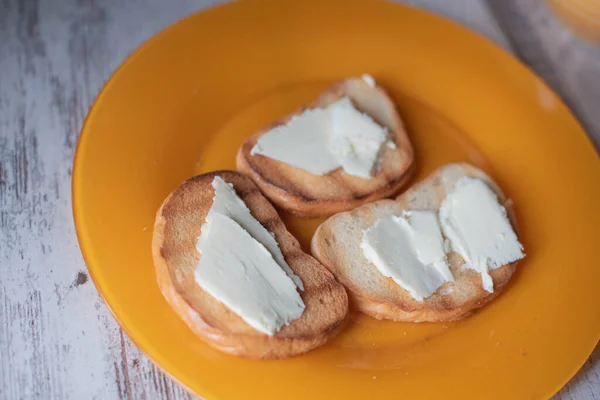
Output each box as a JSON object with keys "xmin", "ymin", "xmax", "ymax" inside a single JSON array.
[
  {"xmin": 236, "ymin": 77, "xmax": 415, "ymax": 218},
  {"xmin": 152, "ymin": 171, "xmax": 349, "ymax": 359},
  {"xmin": 311, "ymin": 163, "xmax": 520, "ymax": 322}
]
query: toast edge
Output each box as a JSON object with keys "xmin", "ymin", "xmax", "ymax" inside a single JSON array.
[
  {"xmin": 237, "ymin": 148, "xmax": 417, "ymax": 217},
  {"xmin": 236, "ymin": 77, "xmax": 416, "ymax": 218},
  {"xmin": 310, "ymin": 163, "xmax": 521, "ymax": 322},
  {"xmin": 152, "ymin": 172, "xmax": 350, "ymax": 359}
]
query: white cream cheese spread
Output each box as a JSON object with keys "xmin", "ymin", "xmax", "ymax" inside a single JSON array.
[
  {"xmin": 328, "ymin": 98, "xmax": 389, "ymax": 178},
  {"xmin": 361, "ymin": 211, "xmax": 453, "ymax": 301},
  {"xmin": 250, "ymin": 95, "xmax": 391, "ymax": 178},
  {"xmin": 439, "ymin": 177, "xmax": 525, "ymax": 293},
  {"xmin": 194, "ymin": 176, "xmax": 305, "ymax": 335},
  {"xmin": 250, "ymin": 107, "xmax": 338, "ymax": 176},
  {"xmin": 362, "ymin": 74, "xmax": 376, "ymax": 87}
]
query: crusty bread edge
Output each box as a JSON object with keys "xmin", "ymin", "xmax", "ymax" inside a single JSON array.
[
  {"xmin": 311, "ymin": 163, "xmax": 520, "ymax": 322},
  {"xmin": 344, "ymin": 273, "xmax": 511, "ymax": 322},
  {"xmin": 152, "ymin": 173, "xmax": 349, "ymax": 359},
  {"xmin": 236, "ymin": 78, "xmax": 416, "ymax": 218},
  {"xmin": 237, "ymin": 149, "xmax": 417, "ymax": 218}
]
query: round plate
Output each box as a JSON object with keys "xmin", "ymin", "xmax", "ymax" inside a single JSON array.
[{"xmin": 73, "ymin": 0, "xmax": 600, "ymax": 398}]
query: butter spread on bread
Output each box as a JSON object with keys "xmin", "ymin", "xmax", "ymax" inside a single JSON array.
[
  {"xmin": 361, "ymin": 211, "xmax": 453, "ymax": 301},
  {"xmin": 195, "ymin": 176, "xmax": 304, "ymax": 335},
  {"xmin": 153, "ymin": 171, "xmax": 349, "ymax": 358},
  {"xmin": 250, "ymin": 97, "xmax": 392, "ymax": 178},
  {"xmin": 357, "ymin": 175, "xmax": 524, "ymax": 302},
  {"xmin": 439, "ymin": 177, "xmax": 525, "ymax": 293},
  {"xmin": 311, "ymin": 163, "xmax": 524, "ymax": 321},
  {"xmin": 236, "ymin": 76, "xmax": 415, "ymax": 218}
]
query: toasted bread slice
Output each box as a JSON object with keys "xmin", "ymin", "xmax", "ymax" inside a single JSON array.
[
  {"xmin": 152, "ymin": 171, "xmax": 349, "ymax": 359},
  {"xmin": 311, "ymin": 163, "xmax": 520, "ymax": 322},
  {"xmin": 236, "ymin": 77, "xmax": 415, "ymax": 218}
]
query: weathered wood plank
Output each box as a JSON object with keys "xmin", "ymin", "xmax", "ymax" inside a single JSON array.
[
  {"xmin": 0, "ymin": 0, "xmax": 204, "ymax": 398},
  {"xmin": 401, "ymin": 0, "xmax": 513, "ymax": 50},
  {"xmin": 488, "ymin": 0, "xmax": 600, "ymax": 149}
]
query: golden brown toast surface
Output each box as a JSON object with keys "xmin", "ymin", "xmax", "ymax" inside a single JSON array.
[
  {"xmin": 311, "ymin": 163, "xmax": 519, "ymax": 322},
  {"xmin": 236, "ymin": 77, "xmax": 415, "ymax": 217},
  {"xmin": 153, "ymin": 171, "xmax": 348, "ymax": 358}
]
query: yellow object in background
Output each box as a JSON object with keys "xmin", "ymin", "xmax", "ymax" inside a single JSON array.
[{"xmin": 547, "ymin": 0, "xmax": 600, "ymax": 44}]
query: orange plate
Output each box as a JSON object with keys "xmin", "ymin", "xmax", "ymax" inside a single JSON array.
[{"xmin": 72, "ymin": 1, "xmax": 600, "ymax": 398}]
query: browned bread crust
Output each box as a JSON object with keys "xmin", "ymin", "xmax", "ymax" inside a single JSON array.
[
  {"xmin": 311, "ymin": 163, "xmax": 519, "ymax": 322},
  {"xmin": 153, "ymin": 171, "xmax": 349, "ymax": 358},
  {"xmin": 236, "ymin": 77, "xmax": 415, "ymax": 218}
]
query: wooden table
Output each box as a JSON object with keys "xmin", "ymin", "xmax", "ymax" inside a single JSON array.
[{"xmin": 1, "ymin": 0, "xmax": 598, "ymax": 398}]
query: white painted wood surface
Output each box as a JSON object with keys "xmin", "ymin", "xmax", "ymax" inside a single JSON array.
[{"xmin": 0, "ymin": 0, "xmax": 597, "ymax": 399}]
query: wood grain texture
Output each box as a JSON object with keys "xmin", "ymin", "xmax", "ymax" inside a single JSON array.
[
  {"xmin": 0, "ymin": 0, "xmax": 597, "ymax": 399},
  {"xmin": 0, "ymin": 0, "xmax": 208, "ymax": 398},
  {"xmin": 488, "ymin": 0, "xmax": 600, "ymax": 149}
]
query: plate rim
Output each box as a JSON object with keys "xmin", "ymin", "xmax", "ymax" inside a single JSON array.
[{"xmin": 72, "ymin": 1, "xmax": 600, "ymax": 398}]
